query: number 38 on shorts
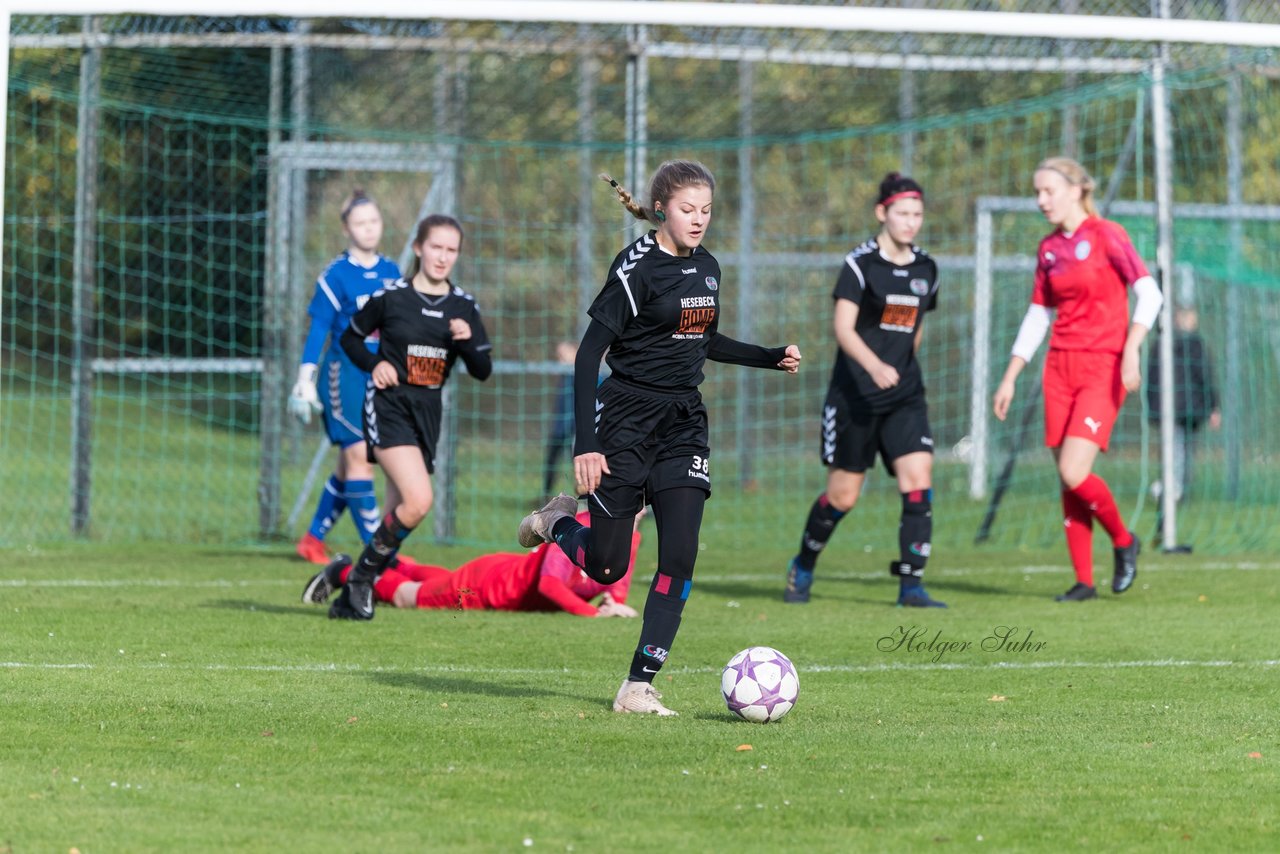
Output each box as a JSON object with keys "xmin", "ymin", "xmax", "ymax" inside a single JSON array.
[{"xmin": 688, "ymin": 454, "xmax": 710, "ymax": 482}]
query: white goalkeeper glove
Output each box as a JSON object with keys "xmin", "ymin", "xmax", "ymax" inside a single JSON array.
[{"xmin": 287, "ymin": 363, "xmax": 323, "ymax": 425}]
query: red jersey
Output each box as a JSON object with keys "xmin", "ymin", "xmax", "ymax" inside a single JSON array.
[
  {"xmin": 1032, "ymin": 216, "xmax": 1149, "ymax": 354},
  {"xmin": 435, "ymin": 512, "xmax": 639, "ymax": 615}
]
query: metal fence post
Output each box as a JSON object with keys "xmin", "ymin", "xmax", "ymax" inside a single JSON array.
[{"xmin": 70, "ymin": 16, "xmax": 101, "ymax": 537}]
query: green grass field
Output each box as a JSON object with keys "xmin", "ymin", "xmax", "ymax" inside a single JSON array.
[{"xmin": 2, "ymin": 533, "xmax": 1276, "ymax": 852}]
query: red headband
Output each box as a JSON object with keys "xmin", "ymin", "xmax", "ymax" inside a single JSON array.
[{"xmin": 880, "ymin": 190, "xmax": 923, "ymax": 207}]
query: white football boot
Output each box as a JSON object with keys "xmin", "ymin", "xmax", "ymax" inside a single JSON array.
[{"xmin": 612, "ymin": 679, "xmax": 678, "ymax": 716}]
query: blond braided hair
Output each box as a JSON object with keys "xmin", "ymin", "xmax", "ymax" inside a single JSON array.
[{"xmin": 599, "ymin": 173, "xmax": 653, "ymax": 222}]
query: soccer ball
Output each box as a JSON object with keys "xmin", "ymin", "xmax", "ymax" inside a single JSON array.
[{"xmin": 721, "ymin": 646, "xmax": 799, "ymax": 723}]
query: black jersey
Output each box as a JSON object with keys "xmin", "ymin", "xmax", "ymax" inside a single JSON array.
[
  {"xmin": 588, "ymin": 230, "xmax": 723, "ymax": 392},
  {"xmin": 829, "ymin": 238, "xmax": 939, "ymax": 413},
  {"xmin": 345, "ymin": 278, "xmax": 492, "ymax": 392}
]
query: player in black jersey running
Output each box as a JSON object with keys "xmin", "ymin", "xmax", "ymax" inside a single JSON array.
[
  {"xmin": 784, "ymin": 173, "xmax": 946, "ymax": 608},
  {"xmin": 518, "ymin": 160, "xmax": 801, "ymax": 715},
  {"xmin": 321, "ymin": 214, "xmax": 493, "ymax": 620}
]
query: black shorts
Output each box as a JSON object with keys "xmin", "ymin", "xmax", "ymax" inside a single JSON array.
[
  {"xmin": 821, "ymin": 387, "xmax": 933, "ymax": 475},
  {"xmin": 364, "ymin": 384, "xmax": 442, "ymax": 473},
  {"xmin": 587, "ymin": 377, "xmax": 711, "ymax": 518}
]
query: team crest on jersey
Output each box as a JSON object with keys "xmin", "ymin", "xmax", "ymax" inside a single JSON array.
[
  {"xmin": 705, "ymin": 276, "xmax": 718, "ymax": 291},
  {"xmin": 1075, "ymin": 240, "xmax": 1091, "ymax": 260},
  {"xmin": 909, "ymin": 278, "xmax": 929, "ymax": 296}
]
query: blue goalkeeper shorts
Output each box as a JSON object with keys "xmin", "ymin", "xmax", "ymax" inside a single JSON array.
[{"xmin": 321, "ymin": 348, "xmax": 371, "ymax": 448}]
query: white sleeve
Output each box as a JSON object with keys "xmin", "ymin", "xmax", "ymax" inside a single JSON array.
[
  {"xmin": 1011, "ymin": 303, "xmax": 1052, "ymax": 363},
  {"xmin": 1130, "ymin": 275, "xmax": 1163, "ymax": 330}
]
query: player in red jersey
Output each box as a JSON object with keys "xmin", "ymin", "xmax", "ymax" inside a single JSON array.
[
  {"xmin": 992, "ymin": 156, "xmax": 1163, "ymax": 601},
  {"xmin": 302, "ymin": 511, "xmax": 640, "ymax": 617}
]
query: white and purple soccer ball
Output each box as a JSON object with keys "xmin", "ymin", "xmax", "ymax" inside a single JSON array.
[{"xmin": 721, "ymin": 646, "xmax": 799, "ymax": 723}]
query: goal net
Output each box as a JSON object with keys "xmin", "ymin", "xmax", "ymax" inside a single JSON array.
[{"xmin": 4, "ymin": 3, "xmax": 1279, "ymax": 558}]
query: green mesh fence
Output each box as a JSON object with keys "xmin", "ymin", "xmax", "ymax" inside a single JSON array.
[{"xmin": 4, "ymin": 26, "xmax": 1279, "ymax": 557}]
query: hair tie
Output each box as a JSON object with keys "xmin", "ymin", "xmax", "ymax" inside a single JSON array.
[{"xmin": 880, "ymin": 190, "xmax": 923, "ymax": 206}]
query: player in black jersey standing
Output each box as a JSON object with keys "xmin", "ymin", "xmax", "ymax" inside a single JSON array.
[
  {"xmin": 321, "ymin": 214, "xmax": 493, "ymax": 620},
  {"xmin": 518, "ymin": 160, "xmax": 802, "ymax": 715},
  {"xmin": 784, "ymin": 173, "xmax": 946, "ymax": 608}
]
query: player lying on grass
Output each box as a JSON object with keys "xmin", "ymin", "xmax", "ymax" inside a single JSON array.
[{"xmin": 303, "ymin": 511, "xmax": 641, "ymax": 617}]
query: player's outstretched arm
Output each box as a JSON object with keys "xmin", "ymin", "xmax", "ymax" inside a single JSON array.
[
  {"xmin": 596, "ymin": 592, "xmax": 638, "ymax": 618},
  {"xmin": 535, "ymin": 574, "xmax": 601, "ymax": 616},
  {"xmin": 707, "ymin": 332, "xmax": 799, "ymax": 372}
]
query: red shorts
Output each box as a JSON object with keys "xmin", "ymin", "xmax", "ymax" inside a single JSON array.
[{"xmin": 1042, "ymin": 350, "xmax": 1126, "ymax": 451}]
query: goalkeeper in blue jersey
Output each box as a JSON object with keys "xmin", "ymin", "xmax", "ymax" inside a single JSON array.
[{"xmin": 288, "ymin": 189, "xmax": 402, "ymax": 564}]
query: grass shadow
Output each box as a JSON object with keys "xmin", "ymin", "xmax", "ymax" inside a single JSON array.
[
  {"xmin": 367, "ymin": 670, "xmax": 600, "ymax": 705},
  {"xmin": 689, "ymin": 710, "xmax": 761, "ymax": 725},
  {"xmin": 204, "ymin": 598, "xmax": 329, "ymax": 617},
  {"xmin": 192, "ymin": 547, "xmax": 310, "ymax": 565},
  {"xmin": 926, "ymin": 578, "xmax": 1040, "ymax": 599},
  {"xmin": 694, "ymin": 574, "xmax": 1038, "ymax": 606},
  {"xmin": 691, "ymin": 579, "xmax": 787, "ymax": 600}
]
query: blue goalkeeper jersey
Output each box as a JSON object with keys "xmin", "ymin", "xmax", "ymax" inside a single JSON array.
[{"xmin": 300, "ymin": 251, "xmax": 402, "ymax": 365}]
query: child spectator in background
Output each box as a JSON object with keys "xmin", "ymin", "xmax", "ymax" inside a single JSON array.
[
  {"xmin": 543, "ymin": 341, "xmax": 578, "ymax": 498},
  {"xmin": 1146, "ymin": 306, "xmax": 1221, "ymax": 550}
]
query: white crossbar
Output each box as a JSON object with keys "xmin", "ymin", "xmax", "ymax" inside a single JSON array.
[{"xmin": 9, "ymin": 2, "xmax": 1280, "ymax": 49}]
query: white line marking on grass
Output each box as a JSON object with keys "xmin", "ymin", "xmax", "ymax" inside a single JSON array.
[
  {"xmin": 5, "ymin": 659, "xmax": 1278, "ymax": 675},
  {"xmin": 196, "ymin": 663, "xmax": 573, "ymax": 675},
  {"xmin": 1, "ymin": 561, "xmax": 1275, "ymax": 589}
]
